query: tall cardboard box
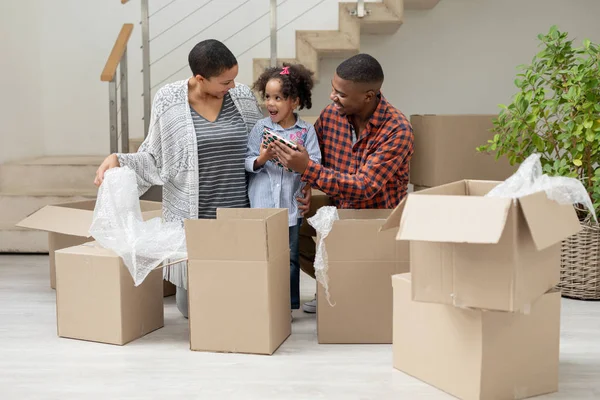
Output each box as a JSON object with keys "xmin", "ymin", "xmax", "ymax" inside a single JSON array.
[
  {"xmin": 317, "ymin": 209, "xmax": 410, "ymax": 344},
  {"xmin": 16, "ymin": 200, "xmax": 162, "ymax": 289},
  {"xmin": 392, "ymin": 273, "xmax": 560, "ymax": 400},
  {"xmin": 55, "ymin": 243, "xmax": 164, "ymax": 345},
  {"xmin": 382, "ymin": 180, "xmax": 580, "ymax": 312},
  {"xmin": 409, "ymin": 115, "xmax": 517, "ymax": 187},
  {"xmin": 185, "ymin": 208, "xmax": 291, "ymax": 355}
]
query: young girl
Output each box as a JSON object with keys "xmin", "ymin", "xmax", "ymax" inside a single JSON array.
[{"xmin": 245, "ymin": 63, "xmax": 321, "ymax": 313}]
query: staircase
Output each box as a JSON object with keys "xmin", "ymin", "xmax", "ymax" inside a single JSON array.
[
  {"xmin": 0, "ymin": 156, "xmax": 101, "ymax": 252},
  {"xmin": 252, "ymin": 0, "xmax": 440, "ymax": 81}
]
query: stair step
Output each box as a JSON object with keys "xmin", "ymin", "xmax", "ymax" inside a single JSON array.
[
  {"xmin": 340, "ymin": 2, "xmax": 403, "ymax": 35},
  {"xmin": 297, "ymin": 31, "xmax": 359, "ymax": 54},
  {"xmin": 0, "ymin": 156, "xmax": 104, "ymax": 193},
  {"xmin": 0, "ymin": 191, "xmax": 97, "ymax": 230},
  {"xmin": 253, "ymin": 58, "xmax": 299, "ymax": 82},
  {"xmin": 404, "ymin": 0, "xmax": 441, "ymax": 10}
]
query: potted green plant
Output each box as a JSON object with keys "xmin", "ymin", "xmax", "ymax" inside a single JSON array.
[{"xmin": 478, "ymin": 25, "xmax": 600, "ymax": 300}]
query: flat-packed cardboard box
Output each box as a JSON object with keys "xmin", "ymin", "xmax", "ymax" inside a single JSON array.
[
  {"xmin": 55, "ymin": 243, "xmax": 164, "ymax": 345},
  {"xmin": 392, "ymin": 273, "xmax": 560, "ymax": 400},
  {"xmin": 409, "ymin": 115, "xmax": 517, "ymax": 187},
  {"xmin": 185, "ymin": 208, "xmax": 291, "ymax": 355},
  {"xmin": 16, "ymin": 200, "xmax": 162, "ymax": 289},
  {"xmin": 317, "ymin": 209, "xmax": 409, "ymax": 344},
  {"xmin": 382, "ymin": 180, "xmax": 580, "ymax": 312}
]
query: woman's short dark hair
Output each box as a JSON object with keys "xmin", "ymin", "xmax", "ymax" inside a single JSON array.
[{"xmin": 188, "ymin": 39, "xmax": 237, "ymax": 79}]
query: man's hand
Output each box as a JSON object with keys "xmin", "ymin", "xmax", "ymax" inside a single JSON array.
[
  {"xmin": 298, "ymin": 185, "xmax": 312, "ymax": 217},
  {"xmin": 94, "ymin": 154, "xmax": 120, "ymax": 187},
  {"xmin": 271, "ymin": 141, "xmax": 310, "ymax": 174}
]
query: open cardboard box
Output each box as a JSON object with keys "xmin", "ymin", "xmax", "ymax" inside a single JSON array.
[
  {"xmin": 185, "ymin": 208, "xmax": 291, "ymax": 355},
  {"xmin": 16, "ymin": 200, "xmax": 162, "ymax": 289},
  {"xmin": 316, "ymin": 209, "xmax": 409, "ymax": 344},
  {"xmin": 382, "ymin": 180, "xmax": 580, "ymax": 312},
  {"xmin": 392, "ymin": 273, "xmax": 560, "ymax": 400},
  {"xmin": 55, "ymin": 242, "xmax": 164, "ymax": 345}
]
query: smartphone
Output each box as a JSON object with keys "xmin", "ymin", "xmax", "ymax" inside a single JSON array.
[
  {"xmin": 261, "ymin": 127, "xmax": 297, "ymax": 172},
  {"xmin": 262, "ymin": 128, "xmax": 299, "ymax": 151}
]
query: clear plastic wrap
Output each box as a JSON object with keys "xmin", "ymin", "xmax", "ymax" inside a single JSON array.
[
  {"xmin": 89, "ymin": 167, "xmax": 187, "ymax": 286},
  {"xmin": 486, "ymin": 154, "xmax": 597, "ymax": 221},
  {"xmin": 307, "ymin": 206, "xmax": 339, "ymax": 306}
]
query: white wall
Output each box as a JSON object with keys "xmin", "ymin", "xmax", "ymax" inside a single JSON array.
[
  {"xmin": 352, "ymin": 0, "xmax": 600, "ymax": 120},
  {"xmin": 1, "ymin": 0, "xmax": 599, "ymax": 163},
  {"xmin": 39, "ymin": 0, "xmax": 140, "ymax": 158},
  {"xmin": 0, "ymin": 0, "xmax": 44, "ymax": 163}
]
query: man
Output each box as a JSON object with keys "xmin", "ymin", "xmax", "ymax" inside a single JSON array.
[{"xmin": 271, "ymin": 53, "xmax": 414, "ymax": 313}]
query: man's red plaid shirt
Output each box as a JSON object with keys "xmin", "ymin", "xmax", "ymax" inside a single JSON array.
[{"xmin": 302, "ymin": 94, "xmax": 413, "ymax": 209}]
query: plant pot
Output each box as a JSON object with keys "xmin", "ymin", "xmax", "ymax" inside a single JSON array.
[{"xmin": 560, "ymin": 221, "xmax": 600, "ymax": 300}]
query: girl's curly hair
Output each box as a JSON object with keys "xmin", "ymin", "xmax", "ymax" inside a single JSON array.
[{"xmin": 252, "ymin": 63, "xmax": 315, "ymax": 110}]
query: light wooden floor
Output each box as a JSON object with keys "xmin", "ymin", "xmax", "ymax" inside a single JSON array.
[{"xmin": 1, "ymin": 255, "xmax": 599, "ymax": 399}]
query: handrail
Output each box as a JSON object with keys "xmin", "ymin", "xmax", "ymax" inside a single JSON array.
[
  {"xmin": 100, "ymin": 23, "xmax": 134, "ymax": 82},
  {"xmin": 121, "ymin": 0, "xmax": 130, "ymax": 4}
]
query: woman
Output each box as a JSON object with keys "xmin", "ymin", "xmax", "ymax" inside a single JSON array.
[{"xmin": 95, "ymin": 40, "xmax": 265, "ymax": 318}]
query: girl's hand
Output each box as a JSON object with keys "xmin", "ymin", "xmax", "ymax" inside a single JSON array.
[{"xmin": 254, "ymin": 139, "xmax": 277, "ymax": 170}]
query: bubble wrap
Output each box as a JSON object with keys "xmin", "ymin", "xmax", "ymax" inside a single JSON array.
[
  {"xmin": 89, "ymin": 167, "xmax": 187, "ymax": 286},
  {"xmin": 486, "ymin": 154, "xmax": 597, "ymax": 221},
  {"xmin": 307, "ymin": 206, "xmax": 339, "ymax": 306}
]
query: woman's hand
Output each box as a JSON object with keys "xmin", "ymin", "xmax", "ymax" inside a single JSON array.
[{"xmin": 94, "ymin": 154, "xmax": 120, "ymax": 187}]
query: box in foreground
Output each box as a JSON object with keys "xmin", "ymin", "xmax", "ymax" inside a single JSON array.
[
  {"xmin": 55, "ymin": 243, "xmax": 164, "ymax": 345},
  {"xmin": 392, "ymin": 273, "xmax": 560, "ymax": 400},
  {"xmin": 185, "ymin": 208, "xmax": 291, "ymax": 355},
  {"xmin": 383, "ymin": 180, "xmax": 580, "ymax": 312},
  {"xmin": 17, "ymin": 200, "xmax": 162, "ymax": 289},
  {"xmin": 317, "ymin": 209, "xmax": 410, "ymax": 344}
]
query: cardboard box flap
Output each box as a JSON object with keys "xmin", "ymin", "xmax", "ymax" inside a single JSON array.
[
  {"xmin": 381, "ymin": 181, "xmax": 469, "ymax": 232},
  {"xmin": 380, "ymin": 198, "xmax": 407, "ymax": 232},
  {"xmin": 398, "ymin": 195, "xmax": 512, "ymax": 244},
  {"xmin": 518, "ymin": 191, "xmax": 582, "ymax": 251},
  {"xmin": 391, "ymin": 273, "xmax": 411, "ymax": 288},
  {"xmin": 184, "ymin": 219, "xmax": 269, "ymax": 261},
  {"xmin": 56, "ymin": 242, "xmax": 117, "ymax": 258},
  {"xmin": 216, "ymin": 208, "xmax": 288, "ymax": 258},
  {"xmin": 139, "ymin": 200, "xmax": 162, "ymax": 212},
  {"xmin": 16, "ymin": 205, "xmax": 94, "ymax": 237},
  {"xmin": 337, "ymin": 209, "xmax": 393, "ymax": 220},
  {"xmin": 216, "ymin": 208, "xmax": 284, "ymax": 220}
]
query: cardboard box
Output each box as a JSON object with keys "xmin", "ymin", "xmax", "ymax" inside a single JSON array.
[
  {"xmin": 411, "ymin": 184, "xmax": 429, "ymax": 192},
  {"xmin": 392, "ymin": 273, "xmax": 560, "ymax": 400},
  {"xmin": 409, "ymin": 115, "xmax": 517, "ymax": 187},
  {"xmin": 317, "ymin": 209, "xmax": 410, "ymax": 344},
  {"xmin": 185, "ymin": 208, "xmax": 291, "ymax": 355},
  {"xmin": 163, "ymin": 279, "xmax": 177, "ymax": 297},
  {"xmin": 55, "ymin": 243, "xmax": 164, "ymax": 345},
  {"xmin": 16, "ymin": 200, "xmax": 162, "ymax": 289},
  {"xmin": 382, "ymin": 180, "xmax": 580, "ymax": 312}
]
